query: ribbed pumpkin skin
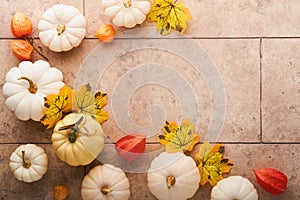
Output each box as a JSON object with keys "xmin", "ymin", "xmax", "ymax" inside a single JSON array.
[
  {"xmin": 102, "ymin": 0, "xmax": 151, "ymax": 28},
  {"xmin": 3, "ymin": 60, "xmax": 64, "ymax": 121},
  {"xmin": 211, "ymin": 176, "xmax": 258, "ymax": 200},
  {"xmin": 52, "ymin": 113, "xmax": 104, "ymax": 166},
  {"xmin": 38, "ymin": 4, "xmax": 86, "ymax": 52},
  {"xmin": 81, "ymin": 164, "xmax": 130, "ymax": 200},
  {"xmin": 147, "ymin": 152, "xmax": 200, "ymax": 200},
  {"xmin": 9, "ymin": 144, "xmax": 48, "ymax": 183}
]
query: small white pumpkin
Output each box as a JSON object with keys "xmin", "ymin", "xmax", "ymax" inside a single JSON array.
[
  {"xmin": 9, "ymin": 144, "xmax": 48, "ymax": 183},
  {"xmin": 102, "ymin": 0, "xmax": 151, "ymax": 28},
  {"xmin": 3, "ymin": 60, "xmax": 64, "ymax": 121},
  {"xmin": 38, "ymin": 4, "xmax": 86, "ymax": 52},
  {"xmin": 81, "ymin": 164, "xmax": 130, "ymax": 200},
  {"xmin": 147, "ymin": 152, "xmax": 200, "ymax": 200},
  {"xmin": 211, "ymin": 176, "xmax": 258, "ymax": 200},
  {"xmin": 52, "ymin": 113, "xmax": 105, "ymax": 166}
]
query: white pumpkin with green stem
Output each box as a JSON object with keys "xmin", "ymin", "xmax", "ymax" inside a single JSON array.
[
  {"xmin": 9, "ymin": 144, "xmax": 48, "ymax": 183},
  {"xmin": 102, "ymin": 0, "xmax": 151, "ymax": 28},
  {"xmin": 147, "ymin": 152, "xmax": 200, "ymax": 200},
  {"xmin": 38, "ymin": 4, "xmax": 86, "ymax": 52},
  {"xmin": 3, "ymin": 60, "xmax": 64, "ymax": 121},
  {"xmin": 52, "ymin": 113, "xmax": 105, "ymax": 166},
  {"xmin": 211, "ymin": 176, "xmax": 258, "ymax": 200},
  {"xmin": 81, "ymin": 164, "xmax": 130, "ymax": 200}
]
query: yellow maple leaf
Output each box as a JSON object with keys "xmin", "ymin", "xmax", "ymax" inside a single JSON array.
[
  {"xmin": 41, "ymin": 85, "xmax": 73, "ymax": 128},
  {"xmin": 158, "ymin": 119, "xmax": 200, "ymax": 153},
  {"xmin": 147, "ymin": 0, "xmax": 192, "ymax": 35},
  {"xmin": 196, "ymin": 142, "xmax": 233, "ymax": 186},
  {"xmin": 73, "ymin": 84, "xmax": 108, "ymax": 124}
]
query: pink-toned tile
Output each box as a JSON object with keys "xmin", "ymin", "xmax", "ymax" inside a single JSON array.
[
  {"xmin": 75, "ymin": 39, "xmax": 259, "ymax": 143},
  {"xmin": 262, "ymin": 39, "xmax": 300, "ymax": 142},
  {"xmin": 185, "ymin": 0, "xmax": 300, "ymax": 37},
  {"xmin": 0, "ymin": 0, "xmax": 84, "ymax": 38},
  {"xmin": 0, "ymin": 144, "xmax": 84, "ymax": 200},
  {"xmin": 199, "ymin": 39, "xmax": 260, "ymax": 142}
]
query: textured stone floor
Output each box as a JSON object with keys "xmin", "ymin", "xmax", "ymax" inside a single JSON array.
[{"xmin": 0, "ymin": 0, "xmax": 299, "ymax": 200}]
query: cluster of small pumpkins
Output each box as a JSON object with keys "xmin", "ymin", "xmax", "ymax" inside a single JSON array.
[{"xmin": 4, "ymin": 1, "xmax": 288, "ymax": 200}]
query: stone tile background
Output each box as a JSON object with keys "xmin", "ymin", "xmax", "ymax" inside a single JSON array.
[{"xmin": 0, "ymin": 0, "xmax": 299, "ymax": 199}]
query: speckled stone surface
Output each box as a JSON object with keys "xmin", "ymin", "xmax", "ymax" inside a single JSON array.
[{"xmin": 0, "ymin": 0, "xmax": 299, "ymax": 199}]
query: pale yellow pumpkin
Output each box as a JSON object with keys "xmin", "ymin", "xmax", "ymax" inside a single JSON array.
[{"xmin": 52, "ymin": 113, "xmax": 104, "ymax": 166}]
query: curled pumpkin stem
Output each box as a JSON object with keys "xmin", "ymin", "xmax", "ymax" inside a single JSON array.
[
  {"xmin": 123, "ymin": 0, "xmax": 132, "ymax": 8},
  {"xmin": 101, "ymin": 186, "xmax": 113, "ymax": 195},
  {"xmin": 57, "ymin": 24, "xmax": 66, "ymax": 36},
  {"xmin": 18, "ymin": 76, "xmax": 38, "ymax": 94},
  {"xmin": 24, "ymin": 37, "xmax": 49, "ymax": 61},
  {"xmin": 58, "ymin": 116, "xmax": 85, "ymax": 143},
  {"xmin": 21, "ymin": 150, "xmax": 31, "ymax": 169},
  {"xmin": 166, "ymin": 175, "xmax": 176, "ymax": 190}
]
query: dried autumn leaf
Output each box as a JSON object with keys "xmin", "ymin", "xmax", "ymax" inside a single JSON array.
[
  {"xmin": 73, "ymin": 84, "xmax": 108, "ymax": 124},
  {"xmin": 196, "ymin": 142, "xmax": 233, "ymax": 186},
  {"xmin": 254, "ymin": 168, "xmax": 287, "ymax": 195},
  {"xmin": 147, "ymin": 0, "xmax": 192, "ymax": 35},
  {"xmin": 41, "ymin": 86, "xmax": 73, "ymax": 128},
  {"xmin": 158, "ymin": 119, "xmax": 199, "ymax": 153}
]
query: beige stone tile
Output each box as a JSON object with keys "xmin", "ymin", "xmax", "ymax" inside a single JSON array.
[
  {"xmin": 74, "ymin": 39, "xmax": 260, "ymax": 143},
  {"xmin": 85, "ymin": 0, "xmax": 300, "ymax": 38},
  {"xmin": 0, "ymin": 0, "xmax": 84, "ymax": 38},
  {"xmin": 262, "ymin": 39, "xmax": 300, "ymax": 142},
  {"xmin": 0, "ymin": 144, "xmax": 84, "ymax": 200},
  {"xmin": 185, "ymin": 0, "xmax": 300, "ymax": 37},
  {"xmin": 198, "ymin": 39, "xmax": 260, "ymax": 142}
]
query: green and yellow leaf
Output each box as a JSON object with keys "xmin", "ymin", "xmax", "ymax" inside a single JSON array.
[
  {"xmin": 196, "ymin": 142, "xmax": 233, "ymax": 186},
  {"xmin": 41, "ymin": 85, "xmax": 73, "ymax": 128},
  {"xmin": 73, "ymin": 84, "xmax": 108, "ymax": 124},
  {"xmin": 147, "ymin": 0, "xmax": 192, "ymax": 35},
  {"xmin": 158, "ymin": 119, "xmax": 200, "ymax": 153}
]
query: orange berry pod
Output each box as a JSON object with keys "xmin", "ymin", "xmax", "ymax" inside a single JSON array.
[
  {"xmin": 95, "ymin": 24, "xmax": 115, "ymax": 42},
  {"xmin": 11, "ymin": 11, "xmax": 33, "ymax": 38},
  {"xmin": 11, "ymin": 40, "xmax": 33, "ymax": 60}
]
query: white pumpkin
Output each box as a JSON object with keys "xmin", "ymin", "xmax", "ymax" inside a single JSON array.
[
  {"xmin": 3, "ymin": 60, "xmax": 64, "ymax": 121},
  {"xmin": 81, "ymin": 164, "xmax": 130, "ymax": 200},
  {"xmin": 52, "ymin": 113, "xmax": 105, "ymax": 166},
  {"xmin": 211, "ymin": 176, "xmax": 258, "ymax": 200},
  {"xmin": 147, "ymin": 152, "xmax": 200, "ymax": 200},
  {"xmin": 9, "ymin": 144, "xmax": 48, "ymax": 183},
  {"xmin": 102, "ymin": 0, "xmax": 151, "ymax": 28},
  {"xmin": 38, "ymin": 4, "xmax": 86, "ymax": 52}
]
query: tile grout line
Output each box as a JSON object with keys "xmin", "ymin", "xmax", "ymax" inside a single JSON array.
[{"xmin": 259, "ymin": 38, "xmax": 263, "ymax": 144}]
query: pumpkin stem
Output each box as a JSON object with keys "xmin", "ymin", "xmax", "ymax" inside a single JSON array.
[
  {"xmin": 166, "ymin": 175, "xmax": 176, "ymax": 190},
  {"xmin": 18, "ymin": 76, "xmax": 38, "ymax": 94},
  {"xmin": 57, "ymin": 24, "xmax": 66, "ymax": 36},
  {"xmin": 123, "ymin": 0, "xmax": 132, "ymax": 8},
  {"xmin": 101, "ymin": 186, "xmax": 113, "ymax": 195},
  {"xmin": 58, "ymin": 116, "xmax": 85, "ymax": 143},
  {"xmin": 21, "ymin": 151, "xmax": 31, "ymax": 169}
]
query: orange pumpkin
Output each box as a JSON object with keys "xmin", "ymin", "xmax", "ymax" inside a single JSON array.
[
  {"xmin": 95, "ymin": 24, "xmax": 115, "ymax": 42},
  {"xmin": 11, "ymin": 11, "xmax": 32, "ymax": 38},
  {"xmin": 11, "ymin": 40, "xmax": 33, "ymax": 60}
]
